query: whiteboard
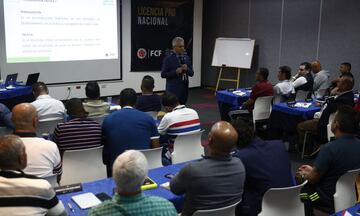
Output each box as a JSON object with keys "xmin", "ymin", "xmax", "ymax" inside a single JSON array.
[{"xmin": 211, "ymin": 38, "xmax": 255, "ymax": 69}]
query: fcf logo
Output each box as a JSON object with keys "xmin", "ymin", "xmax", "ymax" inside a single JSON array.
[{"xmin": 137, "ymin": 48, "xmax": 147, "ymax": 59}]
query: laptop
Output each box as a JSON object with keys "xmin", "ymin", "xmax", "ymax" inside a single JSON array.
[
  {"xmin": 25, "ymin": 73, "xmax": 40, "ymax": 86},
  {"xmin": 5, "ymin": 73, "xmax": 18, "ymax": 86}
]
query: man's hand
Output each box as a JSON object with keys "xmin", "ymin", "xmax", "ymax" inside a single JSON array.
[
  {"xmin": 181, "ymin": 64, "xmax": 188, "ymax": 71},
  {"xmin": 296, "ymin": 165, "xmax": 313, "ymax": 178},
  {"xmin": 176, "ymin": 67, "xmax": 183, "ymax": 75}
]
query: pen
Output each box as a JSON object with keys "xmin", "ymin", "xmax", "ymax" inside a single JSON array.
[{"xmin": 67, "ymin": 203, "xmax": 74, "ymax": 212}]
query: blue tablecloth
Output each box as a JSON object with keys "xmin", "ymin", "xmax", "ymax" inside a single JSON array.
[
  {"xmin": 57, "ymin": 163, "xmax": 186, "ymax": 215},
  {"xmin": 272, "ymin": 101, "xmax": 321, "ymax": 120},
  {"xmin": 0, "ymin": 85, "xmax": 32, "ymax": 100},
  {"xmin": 216, "ymin": 88, "xmax": 251, "ymax": 107},
  {"xmin": 332, "ymin": 203, "xmax": 360, "ymax": 215}
]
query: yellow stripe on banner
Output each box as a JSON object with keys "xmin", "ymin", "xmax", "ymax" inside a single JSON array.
[{"xmin": 309, "ymin": 192, "xmax": 319, "ymax": 198}]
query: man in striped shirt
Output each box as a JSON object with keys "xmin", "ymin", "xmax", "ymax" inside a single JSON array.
[
  {"xmin": 0, "ymin": 135, "xmax": 67, "ymax": 216},
  {"xmin": 52, "ymin": 98, "xmax": 102, "ymax": 156},
  {"xmin": 12, "ymin": 103, "xmax": 62, "ymax": 179},
  {"xmin": 158, "ymin": 93, "xmax": 200, "ymax": 163}
]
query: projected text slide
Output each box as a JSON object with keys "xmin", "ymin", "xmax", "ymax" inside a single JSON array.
[{"xmin": 4, "ymin": 0, "xmax": 118, "ymax": 63}]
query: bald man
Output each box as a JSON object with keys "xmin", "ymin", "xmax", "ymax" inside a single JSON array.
[
  {"xmin": 0, "ymin": 135, "xmax": 66, "ymax": 215},
  {"xmin": 170, "ymin": 121, "xmax": 245, "ymax": 216},
  {"xmin": 12, "ymin": 103, "xmax": 62, "ymax": 180},
  {"xmin": 311, "ymin": 61, "xmax": 330, "ymax": 98}
]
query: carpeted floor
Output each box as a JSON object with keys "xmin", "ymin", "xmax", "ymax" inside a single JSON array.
[{"xmin": 186, "ymin": 87, "xmax": 314, "ymax": 173}]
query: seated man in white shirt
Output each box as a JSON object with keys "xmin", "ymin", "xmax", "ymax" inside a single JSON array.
[
  {"xmin": 12, "ymin": 103, "xmax": 62, "ymax": 181},
  {"xmin": 83, "ymin": 81, "xmax": 110, "ymax": 117},
  {"xmin": 158, "ymin": 92, "xmax": 201, "ymax": 164},
  {"xmin": 291, "ymin": 62, "xmax": 314, "ymax": 94},
  {"xmin": 274, "ymin": 65, "xmax": 295, "ymax": 101},
  {"xmin": 31, "ymin": 82, "xmax": 66, "ymax": 121},
  {"xmin": 0, "ymin": 135, "xmax": 66, "ymax": 216}
]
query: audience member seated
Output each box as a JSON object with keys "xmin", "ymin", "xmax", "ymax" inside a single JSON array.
[
  {"xmin": 83, "ymin": 81, "xmax": 110, "ymax": 117},
  {"xmin": 12, "ymin": 103, "xmax": 62, "ymax": 179},
  {"xmin": 0, "ymin": 135, "xmax": 66, "ymax": 216},
  {"xmin": 136, "ymin": 75, "xmax": 162, "ymax": 112},
  {"xmin": 102, "ymin": 88, "xmax": 160, "ymax": 176},
  {"xmin": 296, "ymin": 106, "xmax": 360, "ymax": 215},
  {"xmin": 0, "ymin": 103, "xmax": 14, "ymax": 129},
  {"xmin": 297, "ymin": 74, "xmax": 354, "ymax": 153},
  {"xmin": 231, "ymin": 119, "xmax": 293, "ymax": 216},
  {"xmin": 311, "ymin": 61, "xmax": 330, "ymax": 98},
  {"xmin": 52, "ymin": 98, "xmax": 102, "ymax": 156},
  {"xmin": 241, "ymin": 67, "xmax": 273, "ymax": 112},
  {"xmin": 158, "ymin": 92, "xmax": 200, "ymax": 164},
  {"xmin": 88, "ymin": 150, "xmax": 177, "ymax": 216},
  {"xmin": 273, "ymin": 65, "xmax": 295, "ymax": 101},
  {"xmin": 329, "ymin": 62, "xmax": 353, "ymax": 95},
  {"xmin": 31, "ymin": 82, "xmax": 66, "ymax": 121},
  {"xmin": 170, "ymin": 121, "xmax": 245, "ymax": 216},
  {"xmin": 291, "ymin": 62, "xmax": 314, "ymax": 94}
]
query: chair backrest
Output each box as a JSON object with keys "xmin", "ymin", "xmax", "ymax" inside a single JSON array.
[
  {"xmin": 296, "ymin": 90, "xmax": 310, "ymax": 101},
  {"xmin": 88, "ymin": 115, "xmax": 108, "ymax": 125},
  {"xmin": 172, "ymin": 130, "xmax": 204, "ymax": 164},
  {"xmin": 43, "ymin": 175, "xmax": 58, "ymax": 187},
  {"xmin": 315, "ymin": 89, "xmax": 327, "ymax": 98},
  {"xmin": 259, "ymin": 180, "xmax": 307, "ymax": 216},
  {"xmin": 334, "ymin": 168, "xmax": 360, "ymax": 212},
  {"xmin": 145, "ymin": 111, "xmax": 158, "ymax": 120},
  {"xmin": 326, "ymin": 113, "xmax": 336, "ymax": 141},
  {"xmin": 139, "ymin": 147, "xmax": 163, "ymax": 169},
  {"xmin": 192, "ymin": 200, "xmax": 241, "ymax": 216},
  {"xmin": 253, "ymin": 96, "xmax": 273, "ymax": 123},
  {"xmin": 36, "ymin": 118, "xmax": 64, "ymax": 136},
  {"xmin": 61, "ymin": 146, "xmax": 107, "ymax": 185},
  {"xmin": 0, "ymin": 127, "xmax": 12, "ymax": 136}
]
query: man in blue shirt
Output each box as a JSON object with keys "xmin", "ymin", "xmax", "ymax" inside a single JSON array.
[
  {"xmin": 102, "ymin": 88, "xmax": 160, "ymax": 176},
  {"xmin": 0, "ymin": 103, "xmax": 13, "ymax": 129},
  {"xmin": 135, "ymin": 75, "xmax": 161, "ymax": 112},
  {"xmin": 231, "ymin": 118, "xmax": 293, "ymax": 216},
  {"xmin": 297, "ymin": 105, "xmax": 360, "ymax": 215},
  {"xmin": 161, "ymin": 37, "xmax": 194, "ymax": 105}
]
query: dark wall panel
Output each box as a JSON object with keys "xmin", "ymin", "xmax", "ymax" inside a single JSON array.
[
  {"xmin": 201, "ymin": 0, "xmax": 250, "ymax": 88},
  {"xmin": 319, "ymin": 0, "xmax": 360, "ymax": 86},
  {"xmin": 249, "ymin": 0, "xmax": 282, "ymax": 82},
  {"xmin": 280, "ymin": 0, "xmax": 321, "ymax": 71}
]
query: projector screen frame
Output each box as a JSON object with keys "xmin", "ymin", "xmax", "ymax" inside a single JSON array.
[{"xmin": 0, "ymin": 0, "xmax": 123, "ymax": 86}]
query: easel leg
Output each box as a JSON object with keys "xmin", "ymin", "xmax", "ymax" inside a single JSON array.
[
  {"xmin": 215, "ymin": 67, "xmax": 223, "ymax": 95},
  {"xmin": 236, "ymin": 68, "xmax": 241, "ymax": 89}
]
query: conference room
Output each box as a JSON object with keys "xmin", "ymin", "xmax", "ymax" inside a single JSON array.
[{"xmin": 0, "ymin": 0, "xmax": 360, "ymax": 216}]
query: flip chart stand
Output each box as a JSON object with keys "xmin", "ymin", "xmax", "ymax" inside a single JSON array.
[{"xmin": 215, "ymin": 65, "xmax": 241, "ymax": 94}]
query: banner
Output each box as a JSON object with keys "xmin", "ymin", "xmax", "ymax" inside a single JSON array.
[{"xmin": 131, "ymin": 0, "xmax": 194, "ymax": 71}]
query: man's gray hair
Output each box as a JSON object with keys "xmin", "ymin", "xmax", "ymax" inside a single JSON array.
[
  {"xmin": 0, "ymin": 135, "xmax": 25, "ymax": 170},
  {"xmin": 172, "ymin": 37, "xmax": 184, "ymax": 47},
  {"xmin": 112, "ymin": 150, "xmax": 148, "ymax": 193}
]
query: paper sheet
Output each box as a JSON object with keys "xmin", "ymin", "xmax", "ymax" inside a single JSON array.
[{"xmin": 72, "ymin": 192, "xmax": 101, "ymax": 209}]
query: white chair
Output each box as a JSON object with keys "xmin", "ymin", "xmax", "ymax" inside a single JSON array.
[
  {"xmin": 139, "ymin": 147, "xmax": 163, "ymax": 169},
  {"xmin": 88, "ymin": 114, "xmax": 108, "ymax": 125},
  {"xmin": 326, "ymin": 113, "xmax": 336, "ymax": 141},
  {"xmin": 314, "ymin": 89, "xmax": 327, "ymax": 98},
  {"xmin": 252, "ymin": 96, "xmax": 273, "ymax": 130},
  {"xmin": 272, "ymin": 95, "xmax": 284, "ymax": 104},
  {"xmin": 61, "ymin": 146, "xmax": 107, "ymax": 185},
  {"xmin": 192, "ymin": 200, "xmax": 241, "ymax": 216},
  {"xmin": 334, "ymin": 168, "xmax": 360, "ymax": 212},
  {"xmin": 36, "ymin": 118, "xmax": 64, "ymax": 136},
  {"xmin": 259, "ymin": 180, "xmax": 307, "ymax": 216},
  {"xmin": 296, "ymin": 90, "xmax": 310, "ymax": 101},
  {"xmin": 145, "ymin": 111, "xmax": 158, "ymax": 120},
  {"xmin": 172, "ymin": 130, "xmax": 204, "ymax": 164},
  {"xmin": 43, "ymin": 175, "xmax": 58, "ymax": 187},
  {"xmin": 0, "ymin": 126, "xmax": 12, "ymax": 136}
]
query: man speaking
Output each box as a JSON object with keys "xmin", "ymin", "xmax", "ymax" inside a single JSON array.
[{"xmin": 161, "ymin": 37, "xmax": 194, "ymax": 105}]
